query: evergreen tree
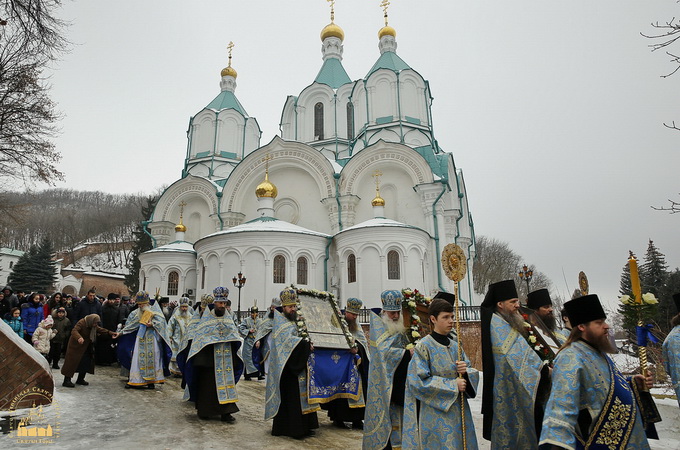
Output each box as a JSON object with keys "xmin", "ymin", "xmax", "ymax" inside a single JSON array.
[
  {"xmin": 125, "ymin": 196, "xmax": 157, "ymax": 294},
  {"xmin": 34, "ymin": 237, "xmax": 57, "ymax": 293},
  {"xmin": 640, "ymin": 240, "xmax": 668, "ymax": 297},
  {"xmin": 659, "ymin": 268, "xmax": 680, "ymax": 334},
  {"xmin": 7, "ymin": 245, "xmax": 39, "ymax": 292}
]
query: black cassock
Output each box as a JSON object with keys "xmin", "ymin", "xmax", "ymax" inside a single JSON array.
[
  {"xmin": 271, "ymin": 340, "xmax": 319, "ymax": 438},
  {"xmin": 193, "ymin": 344, "xmax": 239, "ymax": 418}
]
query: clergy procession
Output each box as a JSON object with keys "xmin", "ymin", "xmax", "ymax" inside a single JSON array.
[{"xmin": 33, "ymin": 273, "xmax": 670, "ymax": 450}]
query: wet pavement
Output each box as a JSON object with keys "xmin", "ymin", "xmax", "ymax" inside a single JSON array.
[{"xmin": 1, "ymin": 364, "xmax": 678, "ymax": 449}]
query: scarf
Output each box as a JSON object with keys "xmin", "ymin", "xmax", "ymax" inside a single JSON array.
[{"xmin": 85, "ymin": 314, "xmax": 101, "ymax": 343}]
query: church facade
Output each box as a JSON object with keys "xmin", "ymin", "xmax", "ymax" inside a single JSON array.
[{"xmin": 139, "ymin": 12, "xmax": 477, "ymax": 311}]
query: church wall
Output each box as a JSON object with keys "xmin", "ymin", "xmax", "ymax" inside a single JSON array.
[
  {"xmin": 244, "ymin": 119, "xmax": 260, "ymax": 158},
  {"xmin": 358, "ymin": 246, "xmax": 381, "ymax": 306},
  {"xmin": 371, "ymin": 74, "xmax": 395, "ymax": 120},
  {"xmin": 216, "ymin": 112, "xmax": 242, "ymax": 156},
  {"xmin": 398, "ymin": 73, "xmax": 427, "ymax": 125},
  {"xmin": 191, "ymin": 113, "xmax": 215, "ymax": 156}
]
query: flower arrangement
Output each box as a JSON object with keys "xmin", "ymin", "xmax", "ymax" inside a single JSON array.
[
  {"xmin": 401, "ymin": 288, "xmax": 431, "ymax": 350},
  {"xmin": 294, "ymin": 301, "xmax": 311, "ymax": 342},
  {"xmin": 521, "ymin": 313, "xmax": 554, "ymax": 364},
  {"xmin": 619, "ymin": 293, "xmax": 658, "ymax": 306}
]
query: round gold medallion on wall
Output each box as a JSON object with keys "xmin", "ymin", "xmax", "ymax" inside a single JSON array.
[{"xmin": 441, "ymin": 243, "xmax": 467, "ymax": 282}]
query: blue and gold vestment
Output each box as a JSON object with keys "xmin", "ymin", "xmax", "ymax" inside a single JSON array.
[
  {"xmin": 363, "ymin": 311, "xmax": 410, "ymax": 449},
  {"xmin": 662, "ymin": 325, "xmax": 680, "ymax": 408},
  {"xmin": 239, "ymin": 316, "xmax": 259, "ymax": 375},
  {"xmin": 539, "ymin": 340, "xmax": 650, "ymax": 450},
  {"xmin": 185, "ymin": 309, "xmax": 244, "ymax": 405},
  {"xmin": 402, "ymin": 334, "xmax": 479, "ymax": 450}
]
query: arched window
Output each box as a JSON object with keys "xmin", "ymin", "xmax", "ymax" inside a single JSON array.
[
  {"xmin": 297, "ymin": 257, "xmax": 308, "ymax": 285},
  {"xmin": 347, "ymin": 254, "xmax": 357, "ymax": 283},
  {"xmin": 314, "ymin": 102, "xmax": 324, "ymax": 140},
  {"xmin": 387, "ymin": 251, "xmax": 400, "ymax": 280},
  {"xmin": 167, "ymin": 271, "xmax": 179, "ymax": 296},
  {"xmin": 273, "ymin": 255, "xmax": 286, "ymax": 284},
  {"xmin": 346, "ymin": 102, "xmax": 354, "ymax": 139},
  {"xmin": 9, "ymin": 261, "xmax": 13, "ymax": 268}
]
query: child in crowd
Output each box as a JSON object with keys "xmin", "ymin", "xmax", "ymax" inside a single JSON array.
[
  {"xmin": 32, "ymin": 315, "xmax": 57, "ymax": 359},
  {"xmin": 3, "ymin": 307, "xmax": 23, "ymax": 337}
]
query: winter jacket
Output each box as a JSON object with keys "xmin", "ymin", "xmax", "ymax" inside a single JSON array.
[
  {"xmin": 3, "ymin": 316, "xmax": 23, "ymax": 337},
  {"xmin": 21, "ymin": 303, "xmax": 43, "ymax": 336},
  {"xmin": 52, "ymin": 316, "xmax": 71, "ymax": 345},
  {"xmin": 32, "ymin": 325, "xmax": 56, "ymax": 354},
  {"xmin": 73, "ymin": 299, "xmax": 102, "ymax": 323}
]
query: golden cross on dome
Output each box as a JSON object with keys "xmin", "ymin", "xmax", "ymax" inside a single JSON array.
[
  {"xmin": 227, "ymin": 41, "xmax": 234, "ymax": 67},
  {"xmin": 372, "ymin": 169, "xmax": 383, "ymax": 190},
  {"xmin": 327, "ymin": 0, "xmax": 336, "ymax": 23},
  {"xmin": 178, "ymin": 200, "xmax": 187, "ymax": 223},
  {"xmin": 262, "ymin": 153, "xmax": 272, "ymax": 174},
  {"xmin": 380, "ymin": 0, "xmax": 390, "ymax": 25}
]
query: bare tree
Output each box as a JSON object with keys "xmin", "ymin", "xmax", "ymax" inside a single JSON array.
[
  {"xmin": 651, "ymin": 194, "xmax": 680, "ymax": 214},
  {"xmin": 0, "ymin": 1, "xmax": 67, "ymax": 186}
]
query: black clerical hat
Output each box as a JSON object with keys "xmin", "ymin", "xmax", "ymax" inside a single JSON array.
[
  {"xmin": 673, "ymin": 293, "xmax": 680, "ymax": 314},
  {"xmin": 433, "ymin": 291, "xmax": 455, "ymax": 306},
  {"xmin": 527, "ymin": 289, "xmax": 552, "ymax": 310},
  {"xmin": 481, "ymin": 280, "xmax": 517, "ymax": 308},
  {"xmin": 564, "ymin": 294, "xmax": 606, "ymax": 327}
]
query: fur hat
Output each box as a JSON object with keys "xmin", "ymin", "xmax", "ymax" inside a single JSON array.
[{"xmin": 42, "ymin": 315, "xmax": 54, "ymax": 327}]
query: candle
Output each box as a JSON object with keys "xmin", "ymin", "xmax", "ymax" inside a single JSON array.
[{"xmin": 628, "ymin": 253, "xmax": 642, "ymax": 304}]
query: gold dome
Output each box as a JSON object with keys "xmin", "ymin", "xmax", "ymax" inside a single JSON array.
[
  {"xmin": 175, "ymin": 223, "xmax": 187, "ymax": 233},
  {"xmin": 221, "ymin": 66, "xmax": 237, "ymax": 78},
  {"xmin": 372, "ymin": 195, "xmax": 385, "ymax": 207},
  {"xmin": 321, "ymin": 22, "xmax": 345, "ymax": 41},
  {"xmin": 256, "ymin": 173, "xmax": 278, "ymax": 199},
  {"xmin": 378, "ymin": 25, "xmax": 396, "ymax": 39}
]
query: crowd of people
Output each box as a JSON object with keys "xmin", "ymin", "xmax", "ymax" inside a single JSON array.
[{"xmin": 3, "ymin": 281, "xmax": 679, "ymax": 449}]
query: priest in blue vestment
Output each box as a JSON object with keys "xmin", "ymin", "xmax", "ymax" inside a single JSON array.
[
  {"xmin": 402, "ymin": 296, "xmax": 479, "ymax": 450},
  {"xmin": 253, "ymin": 298, "xmax": 279, "ymax": 376},
  {"xmin": 118, "ymin": 291, "xmax": 172, "ymax": 389},
  {"xmin": 168, "ymin": 296, "xmax": 193, "ymax": 376},
  {"xmin": 239, "ymin": 305, "xmax": 263, "ymax": 380},
  {"xmin": 185, "ymin": 287, "xmax": 243, "ymax": 422},
  {"xmin": 662, "ymin": 293, "xmax": 680, "ymax": 408},
  {"xmin": 539, "ymin": 294, "xmax": 653, "ymax": 449},
  {"xmin": 480, "ymin": 280, "xmax": 551, "ymax": 449},
  {"xmin": 265, "ymin": 288, "xmax": 319, "ymax": 439},
  {"xmin": 363, "ymin": 290, "xmax": 411, "ymax": 450}
]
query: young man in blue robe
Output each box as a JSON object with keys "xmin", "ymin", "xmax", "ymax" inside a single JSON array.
[
  {"xmin": 402, "ymin": 296, "xmax": 479, "ymax": 449},
  {"xmin": 480, "ymin": 280, "xmax": 551, "ymax": 449},
  {"xmin": 661, "ymin": 293, "xmax": 680, "ymax": 407},
  {"xmin": 363, "ymin": 290, "xmax": 411, "ymax": 449},
  {"xmin": 185, "ymin": 287, "xmax": 243, "ymax": 422},
  {"xmin": 539, "ymin": 294, "xmax": 653, "ymax": 449}
]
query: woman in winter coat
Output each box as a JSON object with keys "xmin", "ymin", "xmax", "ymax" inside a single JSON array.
[
  {"xmin": 32, "ymin": 316, "xmax": 57, "ymax": 358},
  {"xmin": 61, "ymin": 314, "xmax": 119, "ymax": 387},
  {"xmin": 3, "ymin": 307, "xmax": 23, "ymax": 337},
  {"xmin": 21, "ymin": 293, "xmax": 43, "ymax": 344}
]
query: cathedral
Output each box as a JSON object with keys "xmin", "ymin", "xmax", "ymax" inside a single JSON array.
[{"xmin": 139, "ymin": 5, "xmax": 476, "ymax": 311}]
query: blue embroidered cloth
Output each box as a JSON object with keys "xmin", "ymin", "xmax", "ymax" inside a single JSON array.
[{"xmin": 307, "ymin": 348, "xmax": 360, "ymax": 403}]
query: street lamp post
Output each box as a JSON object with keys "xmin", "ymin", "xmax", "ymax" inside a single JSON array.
[
  {"xmin": 518, "ymin": 264, "xmax": 533, "ymax": 295},
  {"xmin": 232, "ymin": 272, "xmax": 246, "ymax": 321}
]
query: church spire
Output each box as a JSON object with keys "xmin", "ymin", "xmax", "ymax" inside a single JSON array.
[
  {"xmin": 256, "ymin": 154, "xmax": 277, "ymax": 218},
  {"xmin": 220, "ymin": 41, "xmax": 238, "ymax": 92},
  {"xmin": 175, "ymin": 200, "xmax": 187, "ymax": 240},
  {"xmin": 371, "ymin": 169, "xmax": 386, "ymax": 218},
  {"xmin": 378, "ymin": 0, "xmax": 397, "ymax": 54}
]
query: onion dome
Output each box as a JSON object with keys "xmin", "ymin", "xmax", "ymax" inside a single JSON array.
[
  {"xmin": 221, "ymin": 65, "xmax": 237, "ymax": 78},
  {"xmin": 255, "ymin": 171, "xmax": 278, "ymax": 199},
  {"xmin": 371, "ymin": 194, "xmax": 385, "ymax": 207},
  {"xmin": 175, "ymin": 222, "xmax": 187, "ymax": 233},
  {"xmin": 321, "ymin": 22, "xmax": 344, "ymax": 41},
  {"xmin": 378, "ymin": 25, "xmax": 396, "ymax": 39}
]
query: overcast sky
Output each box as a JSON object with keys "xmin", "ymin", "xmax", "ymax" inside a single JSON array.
[{"xmin": 45, "ymin": 0, "xmax": 678, "ymax": 308}]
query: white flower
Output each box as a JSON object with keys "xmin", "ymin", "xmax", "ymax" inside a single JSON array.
[
  {"xmin": 415, "ymin": 316, "xmax": 421, "ymax": 323},
  {"xmin": 529, "ymin": 335, "xmax": 537, "ymax": 344},
  {"xmin": 642, "ymin": 293, "xmax": 659, "ymax": 305},
  {"xmin": 522, "ymin": 322, "xmax": 531, "ymax": 328},
  {"xmin": 424, "ymin": 297, "xmax": 431, "ymax": 302},
  {"xmin": 403, "ymin": 289, "xmax": 413, "ymax": 296},
  {"xmin": 534, "ymin": 345, "xmax": 541, "ymax": 351},
  {"xmin": 408, "ymin": 300, "xmax": 416, "ymax": 308},
  {"xmin": 297, "ymin": 321, "xmax": 304, "ymax": 327},
  {"xmin": 619, "ymin": 295, "xmax": 633, "ymax": 305},
  {"xmin": 412, "ymin": 331, "xmax": 421, "ymax": 338}
]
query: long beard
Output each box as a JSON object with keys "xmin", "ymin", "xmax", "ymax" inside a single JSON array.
[
  {"xmin": 499, "ymin": 309, "xmax": 529, "ymax": 338},
  {"xmin": 347, "ymin": 319, "xmax": 358, "ymax": 333},
  {"xmin": 591, "ymin": 332, "xmax": 617, "ymax": 354},
  {"xmin": 284, "ymin": 311, "xmax": 297, "ymax": 322},
  {"xmin": 381, "ymin": 314, "xmax": 406, "ymax": 336},
  {"xmin": 214, "ymin": 308, "xmax": 225, "ymax": 317},
  {"xmin": 541, "ymin": 314, "xmax": 557, "ymax": 331}
]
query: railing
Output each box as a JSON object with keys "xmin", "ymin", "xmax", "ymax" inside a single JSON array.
[{"xmin": 357, "ymin": 306, "xmax": 481, "ymax": 324}]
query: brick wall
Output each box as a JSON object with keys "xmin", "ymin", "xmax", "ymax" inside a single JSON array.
[
  {"xmin": 0, "ymin": 321, "xmax": 54, "ymax": 410},
  {"xmin": 77, "ymin": 274, "xmax": 128, "ymax": 298}
]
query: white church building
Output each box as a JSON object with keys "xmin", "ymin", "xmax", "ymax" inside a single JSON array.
[{"xmin": 139, "ymin": 9, "xmax": 477, "ymax": 311}]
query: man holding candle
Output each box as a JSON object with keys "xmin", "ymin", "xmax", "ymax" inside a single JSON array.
[
  {"xmin": 539, "ymin": 294, "xmax": 653, "ymax": 449},
  {"xmin": 662, "ymin": 293, "xmax": 680, "ymax": 408}
]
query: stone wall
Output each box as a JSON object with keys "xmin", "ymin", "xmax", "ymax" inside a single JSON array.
[{"xmin": 0, "ymin": 321, "xmax": 54, "ymax": 410}]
